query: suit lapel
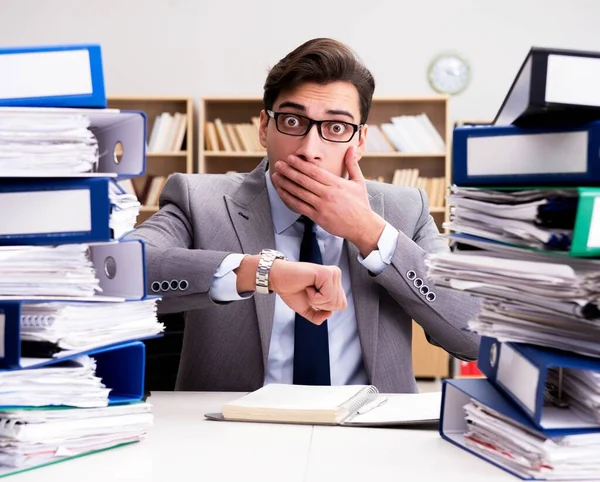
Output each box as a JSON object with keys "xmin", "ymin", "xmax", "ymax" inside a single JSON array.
[
  {"xmin": 224, "ymin": 158, "xmax": 276, "ymax": 371},
  {"xmin": 346, "ymin": 192, "xmax": 384, "ymax": 382}
]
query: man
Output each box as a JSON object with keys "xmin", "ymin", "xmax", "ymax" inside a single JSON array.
[{"xmin": 126, "ymin": 38, "xmax": 481, "ymax": 393}]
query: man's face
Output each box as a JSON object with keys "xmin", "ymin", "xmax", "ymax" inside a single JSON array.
[{"xmin": 259, "ymin": 81, "xmax": 366, "ymax": 179}]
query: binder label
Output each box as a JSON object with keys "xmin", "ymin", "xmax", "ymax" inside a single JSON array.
[
  {"xmin": 0, "ymin": 49, "xmax": 93, "ymax": 100},
  {"xmin": 497, "ymin": 344, "xmax": 539, "ymax": 415},
  {"xmin": 0, "ymin": 189, "xmax": 91, "ymax": 235},
  {"xmin": 467, "ymin": 131, "xmax": 587, "ymax": 176},
  {"xmin": 0, "ymin": 312, "xmax": 3, "ymax": 358},
  {"xmin": 588, "ymin": 197, "xmax": 600, "ymax": 248},
  {"xmin": 546, "ymin": 54, "xmax": 600, "ymax": 107}
]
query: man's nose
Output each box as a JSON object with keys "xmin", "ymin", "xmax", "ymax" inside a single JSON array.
[{"xmin": 295, "ymin": 124, "xmax": 323, "ymax": 162}]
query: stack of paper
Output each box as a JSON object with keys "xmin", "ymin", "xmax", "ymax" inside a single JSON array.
[
  {"xmin": 0, "ymin": 356, "xmax": 110, "ymax": 407},
  {"xmin": 445, "ymin": 186, "xmax": 579, "ymax": 251},
  {"xmin": 0, "ymin": 402, "xmax": 152, "ymax": 472},
  {"xmin": 0, "ymin": 112, "xmax": 99, "ymax": 175},
  {"xmin": 426, "ymin": 252, "xmax": 600, "ymax": 356},
  {"xmin": 463, "ymin": 399, "xmax": 600, "ymax": 479},
  {"xmin": 20, "ymin": 299, "xmax": 163, "ymax": 356},
  {"xmin": 109, "ymin": 181, "xmax": 140, "ymax": 239},
  {"xmin": 553, "ymin": 368, "xmax": 600, "ymax": 423},
  {"xmin": 0, "ymin": 245, "xmax": 100, "ymax": 297}
]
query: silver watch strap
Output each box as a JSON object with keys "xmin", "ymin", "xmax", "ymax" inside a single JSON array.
[{"xmin": 255, "ymin": 250, "xmax": 285, "ymax": 294}]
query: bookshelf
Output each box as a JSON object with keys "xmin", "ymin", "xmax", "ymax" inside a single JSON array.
[
  {"xmin": 107, "ymin": 96, "xmax": 194, "ymax": 225},
  {"xmin": 199, "ymin": 95, "xmax": 451, "ymax": 378}
]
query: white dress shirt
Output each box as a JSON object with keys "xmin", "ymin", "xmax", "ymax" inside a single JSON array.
[{"xmin": 209, "ymin": 171, "xmax": 399, "ymax": 386}]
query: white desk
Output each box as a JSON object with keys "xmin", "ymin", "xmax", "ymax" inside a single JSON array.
[{"xmin": 11, "ymin": 391, "xmax": 516, "ymax": 481}]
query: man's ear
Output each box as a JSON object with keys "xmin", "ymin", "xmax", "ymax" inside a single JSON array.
[
  {"xmin": 259, "ymin": 109, "xmax": 268, "ymax": 148},
  {"xmin": 356, "ymin": 124, "xmax": 368, "ymax": 161}
]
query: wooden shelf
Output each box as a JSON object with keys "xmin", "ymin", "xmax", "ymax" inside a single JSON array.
[
  {"xmin": 108, "ymin": 96, "xmax": 194, "ymax": 226},
  {"xmin": 147, "ymin": 151, "xmax": 188, "ymax": 157},
  {"xmin": 204, "ymin": 151, "xmax": 266, "ymax": 157},
  {"xmin": 140, "ymin": 205, "xmax": 159, "ymax": 212}
]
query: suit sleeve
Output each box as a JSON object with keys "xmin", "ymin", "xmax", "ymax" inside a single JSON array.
[
  {"xmin": 369, "ymin": 189, "xmax": 481, "ymax": 361},
  {"xmin": 122, "ymin": 173, "xmax": 239, "ymax": 314}
]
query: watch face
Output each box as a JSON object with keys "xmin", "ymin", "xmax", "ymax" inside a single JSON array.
[{"xmin": 428, "ymin": 53, "xmax": 470, "ymax": 95}]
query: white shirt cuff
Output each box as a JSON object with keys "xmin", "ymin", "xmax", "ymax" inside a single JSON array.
[
  {"xmin": 357, "ymin": 222, "xmax": 398, "ymax": 275},
  {"xmin": 209, "ymin": 253, "xmax": 254, "ymax": 302}
]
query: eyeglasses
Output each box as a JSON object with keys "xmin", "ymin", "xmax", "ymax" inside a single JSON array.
[{"xmin": 266, "ymin": 110, "xmax": 361, "ymax": 143}]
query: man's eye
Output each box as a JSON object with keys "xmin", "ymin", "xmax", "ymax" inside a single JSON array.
[
  {"xmin": 283, "ymin": 116, "xmax": 300, "ymax": 127},
  {"xmin": 328, "ymin": 123, "xmax": 347, "ymax": 134}
]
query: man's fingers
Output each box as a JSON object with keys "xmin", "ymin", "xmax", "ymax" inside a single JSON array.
[
  {"xmin": 344, "ymin": 146, "xmax": 364, "ymax": 181},
  {"xmin": 275, "ymin": 183, "xmax": 316, "ymax": 219},
  {"xmin": 302, "ymin": 307, "xmax": 331, "ymax": 325},
  {"xmin": 272, "ymin": 172, "xmax": 320, "ymax": 207}
]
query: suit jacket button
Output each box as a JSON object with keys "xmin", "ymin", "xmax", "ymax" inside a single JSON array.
[
  {"xmin": 179, "ymin": 279, "xmax": 189, "ymax": 291},
  {"xmin": 160, "ymin": 280, "xmax": 170, "ymax": 291},
  {"xmin": 419, "ymin": 285, "xmax": 429, "ymax": 295},
  {"xmin": 413, "ymin": 277, "xmax": 423, "ymax": 288},
  {"xmin": 170, "ymin": 280, "xmax": 179, "ymax": 290},
  {"xmin": 407, "ymin": 270, "xmax": 416, "ymax": 280},
  {"xmin": 426, "ymin": 292, "xmax": 436, "ymax": 302},
  {"xmin": 151, "ymin": 281, "xmax": 161, "ymax": 293}
]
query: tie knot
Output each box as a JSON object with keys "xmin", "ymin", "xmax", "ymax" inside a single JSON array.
[{"xmin": 299, "ymin": 215, "xmax": 314, "ymax": 230}]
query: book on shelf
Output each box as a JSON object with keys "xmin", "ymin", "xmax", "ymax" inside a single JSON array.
[
  {"xmin": 371, "ymin": 113, "xmax": 445, "ymax": 154},
  {"xmin": 147, "ymin": 112, "xmax": 187, "ymax": 153},
  {"xmin": 205, "ymin": 383, "xmax": 441, "ymax": 427},
  {"xmin": 389, "ymin": 168, "xmax": 446, "ymax": 207},
  {"xmin": 205, "ymin": 117, "xmax": 264, "ymax": 153}
]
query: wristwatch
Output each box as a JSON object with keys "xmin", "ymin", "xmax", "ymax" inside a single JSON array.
[{"xmin": 255, "ymin": 249, "xmax": 287, "ymax": 294}]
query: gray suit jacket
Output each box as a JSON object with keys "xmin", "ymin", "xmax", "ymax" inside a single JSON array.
[{"xmin": 125, "ymin": 158, "xmax": 480, "ymax": 393}]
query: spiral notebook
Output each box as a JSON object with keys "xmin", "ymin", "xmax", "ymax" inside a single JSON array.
[{"xmin": 205, "ymin": 383, "xmax": 441, "ymax": 427}]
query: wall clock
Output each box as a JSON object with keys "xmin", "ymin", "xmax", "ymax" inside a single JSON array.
[{"xmin": 427, "ymin": 52, "xmax": 470, "ymax": 95}]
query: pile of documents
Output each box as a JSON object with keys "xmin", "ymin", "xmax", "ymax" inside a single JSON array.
[
  {"xmin": 463, "ymin": 398, "xmax": 600, "ymax": 479},
  {"xmin": 0, "ymin": 356, "xmax": 110, "ymax": 407},
  {"xmin": 0, "ymin": 245, "xmax": 100, "ymax": 297},
  {"xmin": 0, "ymin": 42, "xmax": 160, "ymax": 478},
  {"xmin": 0, "ymin": 111, "xmax": 99, "ymax": 176},
  {"xmin": 426, "ymin": 250, "xmax": 600, "ymax": 357},
  {"xmin": 20, "ymin": 299, "xmax": 163, "ymax": 357},
  {"xmin": 431, "ymin": 46, "xmax": 600, "ymax": 480},
  {"xmin": 0, "ymin": 403, "xmax": 152, "ymax": 471}
]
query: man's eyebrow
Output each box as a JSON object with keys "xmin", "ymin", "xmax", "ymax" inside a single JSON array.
[
  {"xmin": 277, "ymin": 101, "xmax": 305, "ymax": 111},
  {"xmin": 326, "ymin": 109, "xmax": 355, "ymax": 121},
  {"xmin": 276, "ymin": 102, "xmax": 356, "ymax": 121}
]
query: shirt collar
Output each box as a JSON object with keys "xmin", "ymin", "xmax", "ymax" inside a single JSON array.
[{"xmin": 265, "ymin": 168, "xmax": 301, "ymax": 234}]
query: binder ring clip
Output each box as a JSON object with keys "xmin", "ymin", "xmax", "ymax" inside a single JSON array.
[
  {"xmin": 489, "ymin": 342, "xmax": 498, "ymax": 368},
  {"xmin": 114, "ymin": 141, "xmax": 124, "ymax": 165},
  {"xmin": 104, "ymin": 256, "xmax": 117, "ymax": 279}
]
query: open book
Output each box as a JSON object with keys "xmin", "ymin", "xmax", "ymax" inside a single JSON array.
[{"xmin": 205, "ymin": 384, "xmax": 441, "ymax": 427}]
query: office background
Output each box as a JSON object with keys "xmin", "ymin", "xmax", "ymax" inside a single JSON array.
[
  {"xmin": 0, "ymin": 0, "xmax": 598, "ymax": 121},
  {"xmin": 0, "ymin": 0, "xmax": 597, "ymax": 390}
]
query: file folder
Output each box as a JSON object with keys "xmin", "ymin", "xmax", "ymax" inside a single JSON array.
[
  {"xmin": 0, "ymin": 296, "xmax": 160, "ymax": 370},
  {"xmin": 494, "ymin": 46, "xmax": 600, "ymax": 127},
  {"xmin": 0, "ymin": 340, "xmax": 146, "ymax": 405},
  {"xmin": 0, "ymin": 44, "xmax": 106, "ymax": 109},
  {"xmin": 447, "ymin": 187, "xmax": 600, "ymax": 257},
  {"xmin": 0, "ymin": 107, "xmax": 146, "ymax": 179},
  {"xmin": 477, "ymin": 336, "xmax": 600, "ymax": 431},
  {"xmin": 0, "ymin": 177, "xmax": 111, "ymax": 245},
  {"xmin": 0, "ymin": 239, "xmax": 149, "ymax": 303},
  {"xmin": 452, "ymin": 121, "xmax": 600, "ymax": 187},
  {"xmin": 440, "ymin": 378, "xmax": 600, "ymax": 480}
]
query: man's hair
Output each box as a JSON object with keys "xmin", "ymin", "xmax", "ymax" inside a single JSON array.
[{"xmin": 263, "ymin": 38, "xmax": 375, "ymax": 125}]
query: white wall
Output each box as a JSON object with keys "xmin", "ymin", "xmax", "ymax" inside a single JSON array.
[{"xmin": 1, "ymin": 0, "xmax": 599, "ymax": 121}]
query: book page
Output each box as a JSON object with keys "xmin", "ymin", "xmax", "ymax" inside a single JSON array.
[
  {"xmin": 344, "ymin": 392, "xmax": 441, "ymax": 425},
  {"xmin": 224, "ymin": 384, "xmax": 371, "ymax": 411}
]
